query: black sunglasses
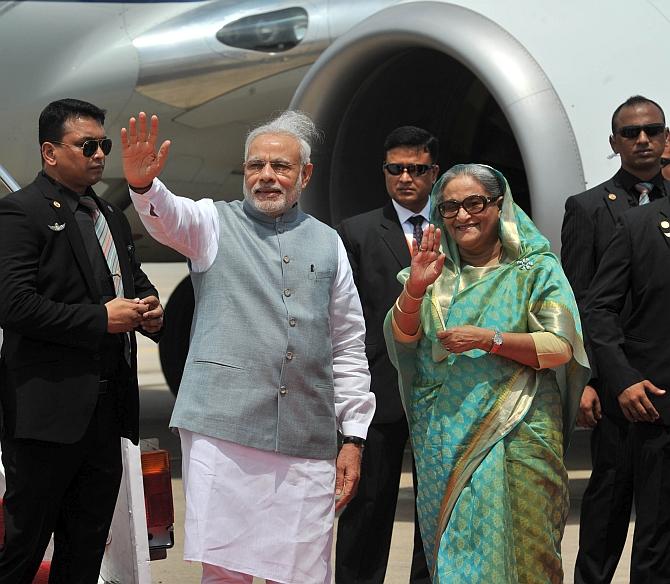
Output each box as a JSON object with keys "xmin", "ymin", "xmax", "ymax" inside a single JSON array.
[
  {"xmin": 437, "ymin": 194, "xmax": 502, "ymax": 219},
  {"xmin": 614, "ymin": 124, "xmax": 666, "ymax": 139},
  {"xmin": 383, "ymin": 163, "xmax": 435, "ymax": 177},
  {"xmin": 661, "ymin": 158, "xmax": 670, "ymax": 168},
  {"xmin": 52, "ymin": 138, "xmax": 112, "ymax": 157}
]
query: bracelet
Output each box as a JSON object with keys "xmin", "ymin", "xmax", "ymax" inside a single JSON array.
[
  {"xmin": 395, "ymin": 297, "xmax": 420, "ymax": 315},
  {"xmin": 404, "ymin": 283, "xmax": 425, "ymax": 302}
]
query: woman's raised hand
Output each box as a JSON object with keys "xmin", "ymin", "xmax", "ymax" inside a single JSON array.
[
  {"xmin": 121, "ymin": 112, "xmax": 171, "ymax": 189},
  {"xmin": 406, "ymin": 224, "xmax": 446, "ymax": 297}
]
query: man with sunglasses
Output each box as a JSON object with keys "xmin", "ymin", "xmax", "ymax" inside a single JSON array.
[
  {"xmin": 561, "ymin": 95, "xmax": 670, "ymax": 584},
  {"xmin": 335, "ymin": 126, "xmax": 437, "ymax": 584},
  {"xmin": 0, "ymin": 98, "xmax": 163, "ymax": 583}
]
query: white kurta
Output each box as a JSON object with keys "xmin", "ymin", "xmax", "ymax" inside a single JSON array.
[{"xmin": 131, "ymin": 181, "xmax": 375, "ymax": 583}]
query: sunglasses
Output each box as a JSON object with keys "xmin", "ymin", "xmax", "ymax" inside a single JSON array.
[
  {"xmin": 383, "ymin": 163, "xmax": 435, "ymax": 177},
  {"xmin": 661, "ymin": 158, "xmax": 670, "ymax": 168},
  {"xmin": 614, "ymin": 124, "xmax": 666, "ymax": 139},
  {"xmin": 52, "ymin": 138, "xmax": 112, "ymax": 157},
  {"xmin": 437, "ymin": 194, "xmax": 502, "ymax": 219}
]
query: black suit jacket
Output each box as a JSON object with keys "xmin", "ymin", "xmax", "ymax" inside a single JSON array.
[
  {"xmin": 586, "ymin": 197, "xmax": 670, "ymax": 422},
  {"xmin": 337, "ymin": 202, "xmax": 411, "ymax": 423},
  {"xmin": 561, "ymin": 171, "xmax": 670, "ymax": 417},
  {"xmin": 0, "ymin": 173, "xmax": 158, "ymax": 444}
]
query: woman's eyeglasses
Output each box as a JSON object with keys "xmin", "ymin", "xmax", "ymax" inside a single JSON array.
[
  {"xmin": 52, "ymin": 138, "xmax": 112, "ymax": 157},
  {"xmin": 437, "ymin": 194, "xmax": 502, "ymax": 218},
  {"xmin": 614, "ymin": 124, "xmax": 666, "ymax": 139},
  {"xmin": 382, "ymin": 163, "xmax": 435, "ymax": 177}
]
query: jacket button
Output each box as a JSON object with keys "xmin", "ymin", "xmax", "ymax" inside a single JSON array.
[
  {"xmin": 280, "ymin": 385, "xmax": 287, "ymax": 395},
  {"xmin": 283, "ymin": 255, "xmax": 290, "ymax": 263},
  {"xmin": 289, "ymin": 317, "xmax": 297, "ymax": 327},
  {"xmin": 284, "ymin": 288, "xmax": 291, "ymax": 297},
  {"xmin": 286, "ymin": 351, "xmax": 293, "ymax": 360}
]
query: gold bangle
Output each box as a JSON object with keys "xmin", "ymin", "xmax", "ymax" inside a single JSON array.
[
  {"xmin": 395, "ymin": 298, "xmax": 420, "ymax": 315},
  {"xmin": 404, "ymin": 283, "xmax": 425, "ymax": 302}
]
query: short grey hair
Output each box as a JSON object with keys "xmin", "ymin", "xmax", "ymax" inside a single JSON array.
[
  {"xmin": 439, "ymin": 164, "xmax": 504, "ymax": 201},
  {"xmin": 244, "ymin": 110, "xmax": 321, "ymax": 165}
]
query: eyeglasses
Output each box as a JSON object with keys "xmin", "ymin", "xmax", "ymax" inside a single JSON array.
[
  {"xmin": 661, "ymin": 158, "xmax": 670, "ymax": 167},
  {"xmin": 614, "ymin": 124, "xmax": 666, "ymax": 139},
  {"xmin": 382, "ymin": 163, "xmax": 435, "ymax": 177},
  {"xmin": 437, "ymin": 194, "xmax": 502, "ymax": 218},
  {"xmin": 52, "ymin": 138, "xmax": 112, "ymax": 157},
  {"xmin": 244, "ymin": 159, "xmax": 297, "ymax": 176}
]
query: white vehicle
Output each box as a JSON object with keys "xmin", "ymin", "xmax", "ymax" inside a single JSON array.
[{"xmin": 0, "ymin": 0, "xmax": 668, "ymax": 389}]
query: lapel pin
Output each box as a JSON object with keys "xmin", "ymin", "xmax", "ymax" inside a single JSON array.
[
  {"xmin": 660, "ymin": 220, "xmax": 670, "ymax": 238},
  {"xmin": 48, "ymin": 222, "xmax": 66, "ymax": 232},
  {"xmin": 608, "ymin": 193, "xmax": 617, "ymax": 201},
  {"xmin": 53, "ymin": 200, "xmax": 61, "ymax": 208}
]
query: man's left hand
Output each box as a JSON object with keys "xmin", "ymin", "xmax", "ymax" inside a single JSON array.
[
  {"xmin": 334, "ymin": 443, "xmax": 363, "ymax": 512},
  {"xmin": 139, "ymin": 295, "xmax": 164, "ymax": 333}
]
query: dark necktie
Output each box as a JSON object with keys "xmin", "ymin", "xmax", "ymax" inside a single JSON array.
[
  {"xmin": 635, "ymin": 182, "xmax": 653, "ymax": 206},
  {"xmin": 408, "ymin": 215, "xmax": 424, "ymax": 247},
  {"xmin": 79, "ymin": 196, "xmax": 124, "ymax": 297}
]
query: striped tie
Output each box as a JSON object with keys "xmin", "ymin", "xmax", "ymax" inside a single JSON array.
[
  {"xmin": 635, "ymin": 182, "xmax": 653, "ymax": 206},
  {"xmin": 79, "ymin": 196, "xmax": 124, "ymax": 297},
  {"xmin": 408, "ymin": 215, "xmax": 424, "ymax": 247}
]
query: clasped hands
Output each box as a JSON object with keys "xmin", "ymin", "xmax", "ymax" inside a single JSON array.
[{"xmin": 106, "ymin": 295, "xmax": 163, "ymax": 334}]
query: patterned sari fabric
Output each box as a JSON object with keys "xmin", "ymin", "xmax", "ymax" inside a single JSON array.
[{"xmin": 384, "ymin": 167, "xmax": 590, "ymax": 583}]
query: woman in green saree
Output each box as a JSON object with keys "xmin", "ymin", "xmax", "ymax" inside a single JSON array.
[{"xmin": 384, "ymin": 164, "xmax": 590, "ymax": 583}]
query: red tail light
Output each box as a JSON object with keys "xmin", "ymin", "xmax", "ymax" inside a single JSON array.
[
  {"xmin": 32, "ymin": 562, "xmax": 51, "ymax": 584},
  {"xmin": 141, "ymin": 449, "xmax": 174, "ymax": 529}
]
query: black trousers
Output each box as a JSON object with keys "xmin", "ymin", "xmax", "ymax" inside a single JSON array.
[
  {"xmin": 575, "ymin": 415, "xmax": 670, "ymax": 584},
  {"xmin": 629, "ymin": 423, "xmax": 670, "ymax": 583},
  {"xmin": 574, "ymin": 414, "xmax": 634, "ymax": 584},
  {"xmin": 0, "ymin": 392, "xmax": 123, "ymax": 584},
  {"xmin": 335, "ymin": 417, "xmax": 430, "ymax": 584}
]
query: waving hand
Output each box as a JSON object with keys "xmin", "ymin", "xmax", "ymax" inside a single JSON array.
[
  {"xmin": 121, "ymin": 112, "xmax": 171, "ymax": 190},
  {"xmin": 406, "ymin": 223, "xmax": 446, "ymax": 298}
]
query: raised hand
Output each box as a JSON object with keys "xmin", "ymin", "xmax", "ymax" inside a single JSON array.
[
  {"xmin": 121, "ymin": 112, "xmax": 171, "ymax": 189},
  {"xmin": 406, "ymin": 223, "xmax": 446, "ymax": 298}
]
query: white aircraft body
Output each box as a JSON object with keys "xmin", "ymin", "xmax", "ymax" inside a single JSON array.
[{"xmin": 1, "ymin": 2, "xmax": 669, "ymax": 578}]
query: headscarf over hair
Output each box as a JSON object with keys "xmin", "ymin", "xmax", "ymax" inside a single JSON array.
[{"xmin": 425, "ymin": 164, "xmax": 554, "ymax": 356}]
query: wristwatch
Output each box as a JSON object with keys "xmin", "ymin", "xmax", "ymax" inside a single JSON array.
[
  {"xmin": 489, "ymin": 329, "xmax": 503, "ymax": 354},
  {"xmin": 342, "ymin": 435, "xmax": 366, "ymax": 448}
]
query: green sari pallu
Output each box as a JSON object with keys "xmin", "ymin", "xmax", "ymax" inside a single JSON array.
[{"xmin": 384, "ymin": 167, "xmax": 590, "ymax": 583}]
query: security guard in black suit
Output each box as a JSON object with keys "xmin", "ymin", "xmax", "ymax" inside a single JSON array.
[
  {"xmin": 0, "ymin": 99, "xmax": 163, "ymax": 584},
  {"xmin": 561, "ymin": 95, "xmax": 669, "ymax": 583},
  {"xmin": 335, "ymin": 126, "xmax": 438, "ymax": 584}
]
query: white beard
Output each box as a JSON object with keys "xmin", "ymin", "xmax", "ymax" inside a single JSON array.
[{"xmin": 243, "ymin": 175, "xmax": 302, "ymax": 216}]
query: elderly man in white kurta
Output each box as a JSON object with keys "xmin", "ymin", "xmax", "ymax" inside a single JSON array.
[{"xmin": 121, "ymin": 111, "xmax": 375, "ymax": 584}]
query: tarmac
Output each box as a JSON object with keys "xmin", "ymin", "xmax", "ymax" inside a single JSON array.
[{"xmin": 136, "ymin": 263, "xmax": 634, "ymax": 583}]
